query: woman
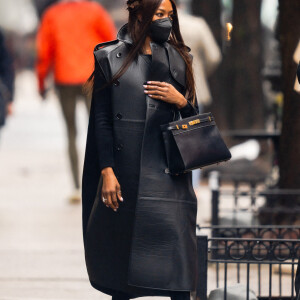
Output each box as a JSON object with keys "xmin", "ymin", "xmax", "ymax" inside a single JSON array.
[{"xmin": 82, "ymin": 0, "xmax": 199, "ymax": 299}]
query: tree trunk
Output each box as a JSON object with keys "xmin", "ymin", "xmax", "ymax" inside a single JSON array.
[
  {"xmin": 226, "ymin": 0, "xmax": 264, "ymax": 130},
  {"xmin": 278, "ymin": 1, "xmax": 300, "ymax": 190},
  {"xmin": 191, "ymin": 0, "xmax": 229, "ymax": 130},
  {"xmin": 191, "ymin": 0, "xmax": 264, "ymax": 132}
]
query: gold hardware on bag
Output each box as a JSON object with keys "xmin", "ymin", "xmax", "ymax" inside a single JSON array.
[
  {"xmin": 189, "ymin": 119, "xmax": 200, "ymax": 126},
  {"xmin": 182, "ymin": 124, "xmax": 188, "ymax": 129},
  {"xmin": 209, "ymin": 116, "xmax": 212, "ymax": 122},
  {"xmin": 176, "ymin": 125, "xmax": 179, "ymax": 130}
]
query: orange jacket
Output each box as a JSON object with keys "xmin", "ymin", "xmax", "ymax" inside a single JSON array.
[{"xmin": 36, "ymin": 0, "xmax": 117, "ymax": 91}]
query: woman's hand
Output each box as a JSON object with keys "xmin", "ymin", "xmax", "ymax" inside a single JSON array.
[
  {"xmin": 144, "ymin": 81, "xmax": 187, "ymax": 109},
  {"xmin": 101, "ymin": 167, "xmax": 123, "ymax": 212}
]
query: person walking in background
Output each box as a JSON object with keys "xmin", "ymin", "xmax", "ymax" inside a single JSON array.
[
  {"xmin": 36, "ymin": 0, "xmax": 117, "ymax": 203},
  {"xmin": 0, "ymin": 30, "xmax": 14, "ymax": 132},
  {"xmin": 177, "ymin": 2, "xmax": 222, "ymax": 189}
]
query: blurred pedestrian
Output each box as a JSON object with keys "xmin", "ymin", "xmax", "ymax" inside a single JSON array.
[
  {"xmin": 0, "ymin": 30, "xmax": 14, "ymax": 132},
  {"xmin": 36, "ymin": 0, "xmax": 117, "ymax": 203},
  {"xmin": 82, "ymin": 0, "xmax": 199, "ymax": 298},
  {"xmin": 177, "ymin": 3, "xmax": 222, "ymax": 188}
]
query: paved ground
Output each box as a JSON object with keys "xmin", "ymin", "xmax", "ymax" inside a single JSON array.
[{"xmin": 0, "ymin": 71, "xmax": 211, "ymax": 300}]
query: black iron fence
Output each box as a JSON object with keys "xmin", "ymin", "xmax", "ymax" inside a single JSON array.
[{"xmin": 196, "ymin": 227, "xmax": 300, "ymax": 300}]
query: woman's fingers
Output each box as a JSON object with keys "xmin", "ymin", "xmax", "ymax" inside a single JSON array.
[
  {"xmin": 111, "ymin": 191, "xmax": 119, "ymax": 211},
  {"xmin": 143, "ymin": 81, "xmax": 176, "ymax": 102},
  {"xmin": 103, "ymin": 188, "xmax": 123, "ymax": 212},
  {"xmin": 117, "ymin": 187, "xmax": 123, "ymax": 202},
  {"xmin": 144, "ymin": 85, "xmax": 167, "ymax": 92},
  {"xmin": 106, "ymin": 193, "xmax": 115, "ymax": 210},
  {"xmin": 101, "ymin": 169, "xmax": 123, "ymax": 212},
  {"xmin": 144, "ymin": 81, "xmax": 183, "ymax": 107},
  {"xmin": 145, "ymin": 89, "xmax": 166, "ymax": 97},
  {"xmin": 149, "ymin": 94, "xmax": 166, "ymax": 100},
  {"xmin": 146, "ymin": 81, "xmax": 168, "ymax": 87},
  {"xmin": 144, "ymin": 81, "xmax": 169, "ymax": 94},
  {"xmin": 103, "ymin": 191, "xmax": 117, "ymax": 211},
  {"xmin": 101, "ymin": 192, "xmax": 109, "ymax": 208}
]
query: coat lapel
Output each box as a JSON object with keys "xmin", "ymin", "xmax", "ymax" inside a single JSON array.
[{"xmin": 165, "ymin": 42, "xmax": 187, "ymax": 89}]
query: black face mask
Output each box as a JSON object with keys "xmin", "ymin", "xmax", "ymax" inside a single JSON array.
[{"xmin": 149, "ymin": 18, "xmax": 173, "ymax": 44}]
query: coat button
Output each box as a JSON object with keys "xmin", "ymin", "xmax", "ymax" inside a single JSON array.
[
  {"xmin": 116, "ymin": 113, "xmax": 123, "ymax": 120},
  {"xmin": 116, "ymin": 52, "xmax": 122, "ymax": 58},
  {"xmin": 116, "ymin": 144, "xmax": 123, "ymax": 151},
  {"xmin": 113, "ymin": 80, "xmax": 120, "ymax": 87}
]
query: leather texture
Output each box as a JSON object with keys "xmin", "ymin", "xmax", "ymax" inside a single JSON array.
[
  {"xmin": 161, "ymin": 112, "xmax": 232, "ymax": 174},
  {"xmin": 82, "ymin": 24, "xmax": 199, "ymax": 295}
]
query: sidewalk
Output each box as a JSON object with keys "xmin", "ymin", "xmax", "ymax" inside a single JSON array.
[
  {"xmin": 0, "ymin": 71, "xmax": 104, "ymax": 299},
  {"xmin": 0, "ymin": 71, "xmax": 211, "ymax": 300}
]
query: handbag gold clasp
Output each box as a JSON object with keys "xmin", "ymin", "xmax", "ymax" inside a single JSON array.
[
  {"xmin": 182, "ymin": 124, "xmax": 188, "ymax": 129},
  {"xmin": 189, "ymin": 119, "xmax": 200, "ymax": 126}
]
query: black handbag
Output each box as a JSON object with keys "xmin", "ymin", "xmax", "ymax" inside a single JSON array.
[{"xmin": 160, "ymin": 112, "xmax": 231, "ymax": 174}]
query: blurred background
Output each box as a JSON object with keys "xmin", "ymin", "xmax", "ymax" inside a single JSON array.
[{"xmin": 0, "ymin": 0, "xmax": 299, "ymax": 299}]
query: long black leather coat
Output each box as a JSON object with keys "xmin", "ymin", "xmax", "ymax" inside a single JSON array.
[{"xmin": 82, "ymin": 25, "xmax": 198, "ymax": 296}]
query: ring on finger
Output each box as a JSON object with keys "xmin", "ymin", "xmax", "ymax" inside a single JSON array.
[{"xmin": 102, "ymin": 197, "xmax": 107, "ymax": 203}]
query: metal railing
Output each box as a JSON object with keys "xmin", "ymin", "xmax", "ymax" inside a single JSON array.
[{"xmin": 196, "ymin": 227, "xmax": 300, "ymax": 300}]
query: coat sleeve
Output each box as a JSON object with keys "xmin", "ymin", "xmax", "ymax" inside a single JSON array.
[
  {"xmin": 179, "ymin": 95, "xmax": 199, "ymax": 118},
  {"xmin": 82, "ymin": 58, "xmax": 113, "ymax": 242},
  {"xmin": 93, "ymin": 60, "xmax": 114, "ymax": 171}
]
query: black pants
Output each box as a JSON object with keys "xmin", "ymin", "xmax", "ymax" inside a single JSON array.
[{"xmin": 112, "ymin": 290, "xmax": 190, "ymax": 300}]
